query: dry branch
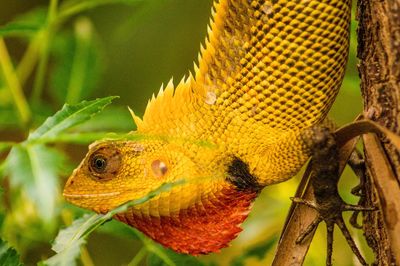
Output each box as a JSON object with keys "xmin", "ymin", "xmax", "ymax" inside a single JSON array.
[{"xmin": 358, "ymin": 0, "xmax": 400, "ymax": 265}]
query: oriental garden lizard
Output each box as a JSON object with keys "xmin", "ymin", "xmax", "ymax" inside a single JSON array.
[{"xmin": 62, "ymin": 0, "xmax": 376, "ymax": 265}]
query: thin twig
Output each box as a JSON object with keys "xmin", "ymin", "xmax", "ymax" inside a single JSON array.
[
  {"xmin": 363, "ymin": 133, "xmax": 400, "ymax": 263},
  {"xmin": 0, "ymin": 38, "xmax": 31, "ymax": 127},
  {"xmin": 128, "ymin": 247, "xmax": 148, "ymax": 266},
  {"xmin": 16, "ymin": 35, "xmax": 40, "ymax": 87},
  {"xmin": 80, "ymin": 247, "xmax": 95, "ymax": 266}
]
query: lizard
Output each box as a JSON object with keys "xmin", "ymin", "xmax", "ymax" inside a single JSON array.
[{"xmin": 63, "ymin": 0, "xmax": 353, "ymax": 259}]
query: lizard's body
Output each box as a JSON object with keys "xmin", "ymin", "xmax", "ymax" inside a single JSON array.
[{"xmin": 64, "ymin": 0, "xmax": 351, "ymax": 255}]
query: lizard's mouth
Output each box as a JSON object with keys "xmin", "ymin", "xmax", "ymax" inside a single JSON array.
[{"xmin": 63, "ymin": 191, "xmax": 121, "ymax": 199}]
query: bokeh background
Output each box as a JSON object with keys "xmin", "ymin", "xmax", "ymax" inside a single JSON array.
[{"xmin": 0, "ymin": 0, "xmax": 367, "ymax": 265}]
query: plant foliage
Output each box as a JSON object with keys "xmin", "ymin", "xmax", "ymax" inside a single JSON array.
[
  {"xmin": 0, "ymin": 239, "xmax": 23, "ymax": 266},
  {"xmin": 44, "ymin": 181, "xmax": 183, "ymax": 266}
]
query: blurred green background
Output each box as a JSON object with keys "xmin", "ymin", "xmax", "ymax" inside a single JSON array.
[{"xmin": 0, "ymin": 0, "xmax": 367, "ymax": 265}]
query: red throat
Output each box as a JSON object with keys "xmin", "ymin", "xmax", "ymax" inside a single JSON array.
[{"xmin": 114, "ymin": 185, "xmax": 258, "ymax": 255}]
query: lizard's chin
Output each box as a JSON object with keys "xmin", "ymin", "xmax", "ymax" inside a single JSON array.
[
  {"xmin": 63, "ymin": 189, "xmax": 123, "ymax": 212},
  {"xmin": 63, "ymin": 191, "xmax": 121, "ymax": 199},
  {"xmin": 114, "ymin": 183, "xmax": 259, "ymax": 255}
]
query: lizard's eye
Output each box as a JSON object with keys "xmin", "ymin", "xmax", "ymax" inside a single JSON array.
[
  {"xmin": 91, "ymin": 155, "xmax": 107, "ymax": 173},
  {"xmin": 151, "ymin": 160, "xmax": 168, "ymax": 177},
  {"xmin": 88, "ymin": 145, "xmax": 121, "ymax": 180}
]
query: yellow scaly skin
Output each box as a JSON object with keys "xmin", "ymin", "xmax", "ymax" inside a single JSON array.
[{"xmin": 64, "ymin": 0, "xmax": 351, "ymax": 254}]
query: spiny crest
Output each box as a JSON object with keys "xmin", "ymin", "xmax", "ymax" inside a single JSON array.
[
  {"xmin": 130, "ymin": 75, "xmax": 198, "ymax": 134},
  {"xmin": 196, "ymin": 2, "xmax": 222, "ymax": 85},
  {"xmin": 130, "ymin": 2, "xmax": 224, "ymax": 135}
]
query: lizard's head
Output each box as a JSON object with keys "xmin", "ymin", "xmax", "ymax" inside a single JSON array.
[
  {"xmin": 63, "ymin": 139, "xmax": 204, "ymax": 212},
  {"xmin": 64, "ymin": 138, "xmax": 260, "ymax": 255}
]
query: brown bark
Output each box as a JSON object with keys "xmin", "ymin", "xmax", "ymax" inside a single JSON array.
[
  {"xmin": 272, "ymin": 130, "xmax": 360, "ymax": 265},
  {"xmin": 357, "ymin": 0, "xmax": 400, "ymax": 265}
]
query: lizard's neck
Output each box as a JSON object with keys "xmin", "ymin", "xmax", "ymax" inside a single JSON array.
[{"xmin": 115, "ymin": 183, "xmax": 259, "ymax": 255}]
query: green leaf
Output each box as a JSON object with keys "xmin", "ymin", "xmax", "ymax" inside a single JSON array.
[
  {"xmin": 107, "ymin": 180, "xmax": 185, "ymax": 216},
  {"xmin": 21, "ymin": 131, "xmax": 202, "ymax": 146},
  {"xmin": 43, "ymin": 180, "xmax": 184, "ymax": 266},
  {"xmin": 0, "ymin": 24, "xmax": 39, "ymax": 37},
  {"xmin": 73, "ymin": 106, "xmax": 135, "ymax": 132},
  {"xmin": 35, "ymin": 132, "xmax": 117, "ymax": 144},
  {"xmin": 59, "ymin": 0, "xmax": 142, "ymax": 20},
  {"xmin": 26, "ymin": 107, "xmax": 135, "ymax": 144},
  {"xmin": 147, "ymin": 246, "xmax": 204, "ymax": 266},
  {"xmin": 96, "ymin": 219, "xmax": 141, "ymax": 240},
  {"xmin": 230, "ymin": 236, "xmax": 277, "ymax": 266},
  {"xmin": 0, "ymin": 8, "xmax": 47, "ymax": 38},
  {"xmin": 6, "ymin": 145, "xmax": 64, "ymax": 221},
  {"xmin": 0, "ymin": 238, "xmax": 23, "ymax": 266},
  {"xmin": 28, "ymin": 96, "xmax": 118, "ymax": 141},
  {"xmin": 45, "ymin": 214, "xmax": 98, "ymax": 266}
]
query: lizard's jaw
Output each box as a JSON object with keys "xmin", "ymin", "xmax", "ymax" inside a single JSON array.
[
  {"xmin": 114, "ymin": 183, "xmax": 259, "ymax": 255},
  {"xmin": 63, "ymin": 189, "xmax": 122, "ymax": 212},
  {"xmin": 63, "ymin": 175, "xmax": 124, "ymax": 212},
  {"xmin": 63, "ymin": 191, "xmax": 121, "ymax": 199}
]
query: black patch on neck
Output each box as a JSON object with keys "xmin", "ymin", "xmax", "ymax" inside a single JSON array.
[{"xmin": 227, "ymin": 157, "xmax": 262, "ymax": 192}]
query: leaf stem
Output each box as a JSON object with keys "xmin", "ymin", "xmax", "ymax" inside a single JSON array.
[
  {"xmin": 61, "ymin": 209, "xmax": 95, "ymax": 266},
  {"xmin": 16, "ymin": 35, "xmax": 40, "ymax": 87},
  {"xmin": 0, "ymin": 38, "xmax": 31, "ymax": 127},
  {"xmin": 48, "ymin": 0, "xmax": 59, "ymax": 22},
  {"xmin": 145, "ymin": 241, "xmax": 176, "ymax": 266},
  {"xmin": 80, "ymin": 246, "xmax": 95, "ymax": 266},
  {"xmin": 127, "ymin": 247, "xmax": 147, "ymax": 266},
  {"xmin": 58, "ymin": 0, "xmax": 138, "ymax": 21}
]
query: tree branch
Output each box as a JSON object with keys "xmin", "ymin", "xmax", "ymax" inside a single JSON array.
[{"xmin": 357, "ymin": 0, "xmax": 400, "ymax": 264}]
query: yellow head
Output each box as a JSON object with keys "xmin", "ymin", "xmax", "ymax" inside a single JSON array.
[{"xmin": 63, "ymin": 138, "xmax": 217, "ymax": 214}]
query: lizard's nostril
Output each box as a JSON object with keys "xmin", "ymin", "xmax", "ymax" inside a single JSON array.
[{"xmin": 65, "ymin": 178, "xmax": 75, "ymax": 188}]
